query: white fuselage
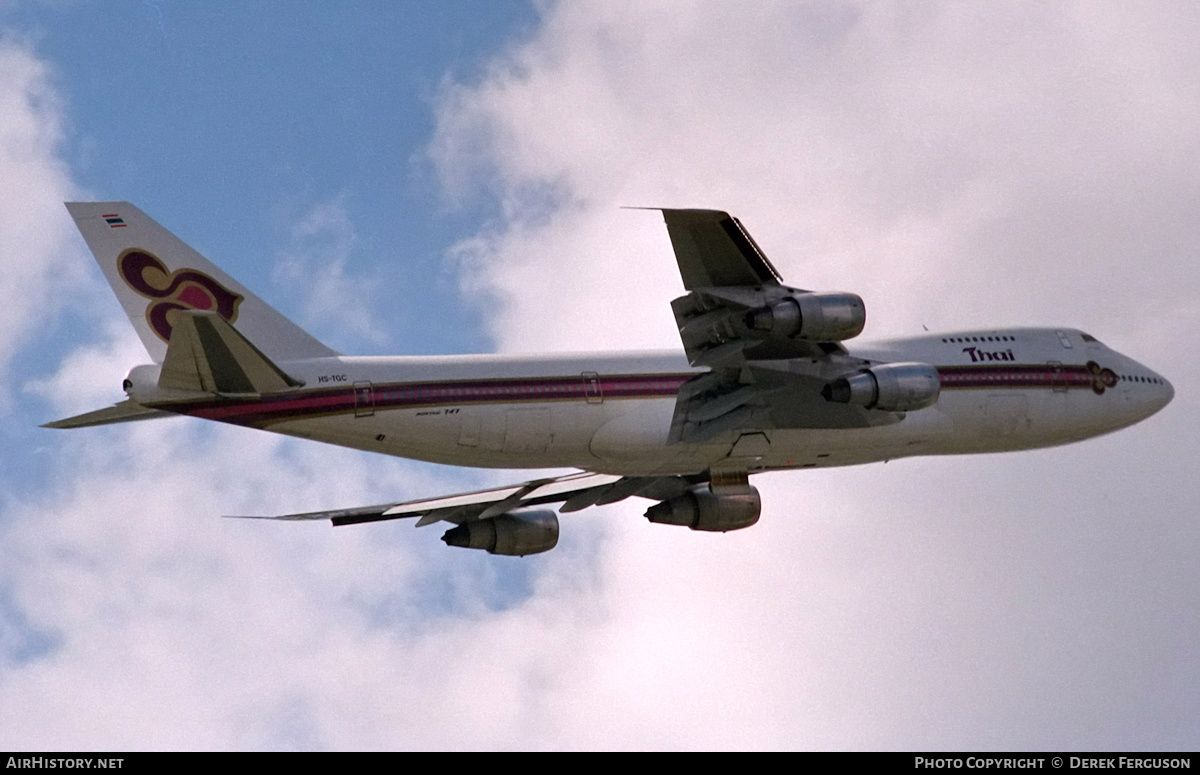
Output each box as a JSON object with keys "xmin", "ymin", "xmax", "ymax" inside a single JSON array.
[{"xmin": 127, "ymin": 327, "xmax": 1173, "ymax": 477}]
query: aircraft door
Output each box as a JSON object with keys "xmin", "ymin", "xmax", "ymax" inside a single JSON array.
[
  {"xmin": 582, "ymin": 371, "xmax": 603, "ymax": 404},
  {"xmin": 1039, "ymin": 360, "xmax": 1075, "ymax": 434},
  {"xmin": 1048, "ymin": 361, "xmax": 1068, "ymax": 393},
  {"xmin": 354, "ymin": 381, "xmax": 375, "ymax": 418}
]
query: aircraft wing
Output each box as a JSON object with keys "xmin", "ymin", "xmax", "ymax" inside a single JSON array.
[
  {"xmin": 655, "ymin": 209, "xmax": 900, "ymax": 441},
  {"xmin": 229, "ymin": 470, "xmax": 698, "ymax": 527}
]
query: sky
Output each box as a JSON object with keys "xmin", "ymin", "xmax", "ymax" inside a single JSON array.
[{"xmin": 1, "ymin": 0, "xmax": 1198, "ymax": 751}]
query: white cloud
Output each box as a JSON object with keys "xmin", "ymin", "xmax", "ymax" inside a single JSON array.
[
  {"xmin": 23, "ymin": 318, "xmax": 148, "ymax": 414},
  {"xmin": 431, "ymin": 1, "xmax": 1200, "ymax": 344},
  {"xmin": 272, "ymin": 195, "xmax": 387, "ymax": 349},
  {"xmin": 0, "ymin": 36, "xmax": 84, "ymax": 408},
  {"xmin": 2, "ymin": 399, "xmax": 580, "ymax": 749}
]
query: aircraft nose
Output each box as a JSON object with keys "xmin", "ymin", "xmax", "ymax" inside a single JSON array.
[
  {"xmin": 1160, "ymin": 375, "xmax": 1175, "ymax": 410},
  {"xmin": 1140, "ymin": 368, "xmax": 1173, "ymax": 417},
  {"xmin": 1115, "ymin": 355, "xmax": 1173, "ymax": 424}
]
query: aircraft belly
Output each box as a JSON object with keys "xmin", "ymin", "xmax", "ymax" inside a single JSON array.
[
  {"xmin": 759, "ymin": 404, "xmax": 959, "ymax": 468},
  {"xmin": 926, "ymin": 391, "xmax": 1031, "ymax": 453},
  {"xmin": 931, "ymin": 386, "xmax": 1109, "ymax": 453}
]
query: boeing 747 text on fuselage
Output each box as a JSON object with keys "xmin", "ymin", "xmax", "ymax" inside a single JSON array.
[{"xmin": 49, "ymin": 204, "xmax": 1173, "ymax": 555}]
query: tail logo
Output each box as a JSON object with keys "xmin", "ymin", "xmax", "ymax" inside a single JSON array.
[{"xmin": 118, "ymin": 249, "xmax": 243, "ymax": 342}]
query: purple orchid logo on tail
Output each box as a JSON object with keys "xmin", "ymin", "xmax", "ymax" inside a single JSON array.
[{"xmin": 117, "ymin": 249, "xmax": 244, "ymax": 342}]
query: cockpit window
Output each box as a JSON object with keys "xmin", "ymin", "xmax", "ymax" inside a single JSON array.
[{"xmin": 1080, "ymin": 333, "xmax": 1102, "ymax": 343}]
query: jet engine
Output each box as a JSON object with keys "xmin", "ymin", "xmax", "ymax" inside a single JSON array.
[
  {"xmin": 644, "ymin": 484, "xmax": 761, "ymax": 532},
  {"xmin": 441, "ymin": 510, "xmax": 558, "ymax": 556},
  {"xmin": 746, "ymin": 292, "xmax": 866, "ymax": 342},
  {"xmin": 822, "ymin": 362, "xmax": 940, "ymax": 412}
]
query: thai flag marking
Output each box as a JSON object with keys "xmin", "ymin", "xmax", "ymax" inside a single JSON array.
[{"xmin": 103, "ymin": 214, "xmax": 127, "ymax": 228}]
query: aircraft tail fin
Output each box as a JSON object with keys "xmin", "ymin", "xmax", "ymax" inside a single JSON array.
[
  {"xmin": 65, "ymin": 202, "xmax": 338, "ymax": 364},
  {"xmin": 159, "ymin": 310, "xmax": 301, "ymax": 394}
]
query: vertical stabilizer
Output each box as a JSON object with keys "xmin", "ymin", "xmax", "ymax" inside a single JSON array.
[
  {"xmin": 65, "ymin": 201, "xmax": 338, "ymax": 363},
  {"xmin": 159, "ymin": 310, "xmax": 301, "ymax": 394}
]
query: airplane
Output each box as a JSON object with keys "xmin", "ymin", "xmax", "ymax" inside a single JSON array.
[{"xmin": 48, "ymin": 202, "xmax": 1174, "ymax": 556}]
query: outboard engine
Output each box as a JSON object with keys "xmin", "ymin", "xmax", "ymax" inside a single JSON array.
[
  {"xmin": 746, "ymin": 292, "xmax": 866, "ymax": 342},
  {"xmin": 441, "ymin": 510, "xmax": 559, "ymax": 556}
]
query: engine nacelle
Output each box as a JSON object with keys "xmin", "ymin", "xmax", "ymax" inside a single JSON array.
[
  {"xmin": 746, "ymin": 292, "xmax": 865, "ymax": 342},
  {"xmin": 822, "ymin": 362, "xmax": 940, "ymax": 412},
  {"xmin": 441, "ymin": 510, "xmax": 559, "ymax": 556},
  {"xmin": 644, "ymin": 484, "xmax": 761, "ymax": 532}
]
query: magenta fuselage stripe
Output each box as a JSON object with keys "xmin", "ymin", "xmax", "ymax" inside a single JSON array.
[
  {"xmin": 154, "ymin": 364, "xmax": 1104, "ymax": 428},
  {"xmin": 938, "ymin": 364, "xmax": 1095, "ymax": 389},
  {"xmin": 163, "ymin": 373, "xmax": 695, "ymax": 427}
]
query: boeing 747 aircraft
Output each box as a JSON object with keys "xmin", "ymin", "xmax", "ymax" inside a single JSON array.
[{"xmin": 49, "ymin": 203, "xmax": 1173, "ymax": 555}]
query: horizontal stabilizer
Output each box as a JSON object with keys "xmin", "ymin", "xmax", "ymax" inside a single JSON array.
[
  {"xmin": 159, "ymin": 310, "xmax": 301, "ymax": 394},
  {"xmin": 43, "ymin": 399, "xmax": 173, "ymax": 429}
]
